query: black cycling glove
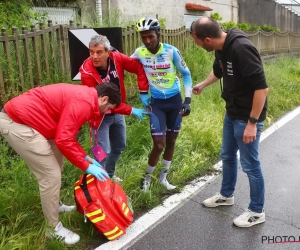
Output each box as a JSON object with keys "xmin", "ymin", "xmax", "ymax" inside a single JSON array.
[{"xmin": 181, "ymin": 97, "xmax": 191, "ymax": 116}]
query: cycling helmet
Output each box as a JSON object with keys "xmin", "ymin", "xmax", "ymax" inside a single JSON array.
[{"xmin": 136, "ymin": 16, "xmax": 160, "ymax": 32}]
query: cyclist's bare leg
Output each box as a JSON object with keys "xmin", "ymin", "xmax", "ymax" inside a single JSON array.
[
  {"xmin": 148, "ymin": 137, "xmax": 166, "ymax": 166},
  {"xmin": 162, "ymin": 133, "xmax": 178, "ymax": 161}
]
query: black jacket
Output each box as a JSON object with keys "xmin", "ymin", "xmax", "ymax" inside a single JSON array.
[{"xmin": 213, "ymin": 28, "xmax": 268, "ymax": 122}]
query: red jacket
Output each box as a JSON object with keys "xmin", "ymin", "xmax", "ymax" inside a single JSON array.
[
  {"xmin": 4, "ymin": 83, "xmax": 102, "ymax": 171},
  {"xmin": 79, "ymin": 50, "xmax": 148, "ymax": 116}
]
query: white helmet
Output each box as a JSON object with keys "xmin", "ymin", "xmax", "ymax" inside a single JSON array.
[{"xmin": 136, "ymin": 16, "xmax": 160, "ymax": 32}]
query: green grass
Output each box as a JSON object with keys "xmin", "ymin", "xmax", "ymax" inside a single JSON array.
[{"xmin": 1, "ymin": 47, "xmax": 300, "ymax": 249}]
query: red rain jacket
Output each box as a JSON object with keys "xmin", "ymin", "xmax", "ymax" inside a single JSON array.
[{"xmin": 4, "ymin": 83, "xmax": 102, "ymax": 171}]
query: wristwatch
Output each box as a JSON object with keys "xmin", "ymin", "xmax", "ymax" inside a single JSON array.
[{"xmin": 249, "ymin": 116, "xmax": 258, "ymax": 124}]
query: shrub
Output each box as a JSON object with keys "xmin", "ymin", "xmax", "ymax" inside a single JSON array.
[
  {"xmin": 221, "ymin": 21, "xmax": 237, "ymax": 30},
  {"xmin": 261, "ymin": 24, "xmax": 280, "ymax": 32},
  {"xmin": 0, "ymin": 1, "xmax": 47, "ymax": 32},
  {"xmin": 249, "ymin": 25, "xmax": 261, "ymax": 31},
  {"xmin": 210, "ymin": 12, "xmax": 223, "ymax": 21},
  {"xmin": 211, "ymin": 13, "xmax": 280, "ymax": 32},
  {"xmin": 159, "ymin": 18, "xmax": 166, "ymax": 29},
  {"xmin": 237, "ymin": 22, "xmax": 252, "ymax": 31}
]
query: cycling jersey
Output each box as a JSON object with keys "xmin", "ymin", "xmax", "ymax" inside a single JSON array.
[{"xmin": 131, "ymin": 43, "xmax": 192, "ymax": 99}]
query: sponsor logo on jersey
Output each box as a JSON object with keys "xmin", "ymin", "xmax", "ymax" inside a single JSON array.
[
  {"xmin": 176, "ymin": 50, "xmax": 187, "ymax": 69},
  {"xmin": 143, "ymin": 63, "xmax": 171, "ymax": 70},
  {"xmin": 157, "ymin": 58, "xmax": 165, "ymax": 62},
  {"xmin": 157, "ymin": 54, "xmax": 165, "ymax": 62},
  {"xmin": 149, "ymin": 72, "xmax": 167, "ymax": 77},
  {"xmin": 152, "ymin": 78, "xmax": 170, "ymax": 84}
]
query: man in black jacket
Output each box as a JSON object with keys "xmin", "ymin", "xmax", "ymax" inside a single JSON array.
[{"xmin": 191, "ymin": 17, "xmax": 269, "ymax": 227}]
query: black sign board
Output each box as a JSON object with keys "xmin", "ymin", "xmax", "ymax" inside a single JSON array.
[{"xmin": 68, "ymin": 27, "xmax": 123, "ymax": 80}]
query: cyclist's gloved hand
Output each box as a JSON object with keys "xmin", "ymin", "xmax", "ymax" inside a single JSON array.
[
  {"xmin": 180, "ymin": 97, "xmax": 191, "ymax": 117},
  {"xmin": 139, "ymin": 93, "xmax": 150, "ymax": 107},
  {"xmin": 86, "ymin": 163, "xmax": 109, "ymax": 181},
  {"xmin": 132, "ymin": 108, "xmax": 146, "ymax": 121}
]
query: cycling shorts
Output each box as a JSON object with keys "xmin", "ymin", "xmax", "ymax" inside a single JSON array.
[{"xmin": 147, "ymin": 93, "xmax": 182, "ymax": 138}]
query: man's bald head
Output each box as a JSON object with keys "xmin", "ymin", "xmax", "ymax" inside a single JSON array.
[{"xmin": 191, "ymin": 17, "xmax": 222, "ymax": 40}]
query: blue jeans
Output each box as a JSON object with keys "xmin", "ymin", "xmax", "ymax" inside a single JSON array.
[
  {"xmin": 93, "ymin": 114, "xmax": 126, "ymax": 178},
  {"xmin": 220, "ymin": 113, "xmax": 265, "ymax": 213}
]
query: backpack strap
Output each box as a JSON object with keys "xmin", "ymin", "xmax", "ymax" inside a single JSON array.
[{"xmin": 80, "ymin": 174, "xmax": 93, "ymax": 203}]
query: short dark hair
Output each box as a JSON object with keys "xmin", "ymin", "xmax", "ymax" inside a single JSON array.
[
  {"xmin": 192, "ymin": 17, "xmax": 222, "ymax": 40},
  {"xmin": 96, "ymin": 82, "xmax": 121, "ymax": 106}
]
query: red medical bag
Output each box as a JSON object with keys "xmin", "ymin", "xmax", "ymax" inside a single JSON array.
[{"xmin": 74, "ymin": 174, "xmax": 134, "ymax": 240}]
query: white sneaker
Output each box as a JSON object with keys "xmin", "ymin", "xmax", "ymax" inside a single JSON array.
[
  {"xmin": 160, "ymin": 178, "xmax": 176, "ymax": 190},
  {"xmin": 202, "ymin": 193, "xmax": 234, "ymax": 207},
  {"xmin": 142, "ymin": 180, "xmax": 151, "ymax": 192},
  {"xmin": 59, "ymin": 201, "xmax": 75, "ymax": 213},
  {"xmin": 46, "ymin": 221, "xmax": 80, "ymax": 245},
  {"xmin": 112, "ymin": 175, "xmax": 123, "ymax": 183},
  {"xmin": 233, "ymin": 209, "xmax": 265, "ymax": 227}
]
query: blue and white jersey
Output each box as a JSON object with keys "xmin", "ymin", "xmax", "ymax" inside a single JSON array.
[{"xmin": 131, "ymin": 43, "xmax": 192, "ymax": 99}]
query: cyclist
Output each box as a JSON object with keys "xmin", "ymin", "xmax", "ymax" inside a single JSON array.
[{"xmin": 132, "ymin": 16, "xmax": 193, "ymax": 192}]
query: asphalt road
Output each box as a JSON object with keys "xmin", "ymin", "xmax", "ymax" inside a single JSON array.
[{"xmin": 126, "ymin": 113, "xmax": 300, "ymax": 250}]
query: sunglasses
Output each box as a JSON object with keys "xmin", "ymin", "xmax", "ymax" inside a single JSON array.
[
  {"xmin": 189, "ymin": 20, "xmax": 207, "ymax": 38},
  {"xmin": 189, "ymin": 21, "xmax": 195, "ymax": 35}
]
